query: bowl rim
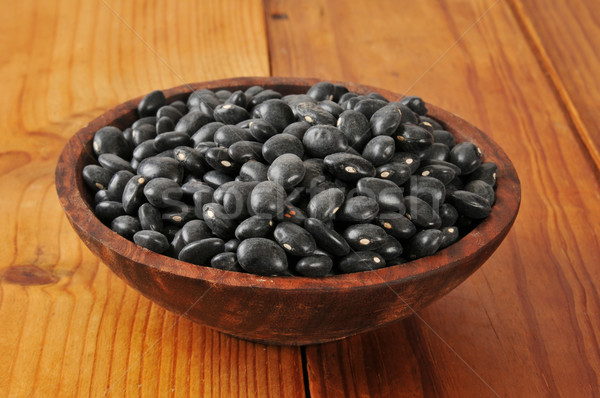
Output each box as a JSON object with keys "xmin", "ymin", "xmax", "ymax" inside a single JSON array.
[{"xmin": 55, "ymin": 76, "xmax": 521, "ymax": 292}]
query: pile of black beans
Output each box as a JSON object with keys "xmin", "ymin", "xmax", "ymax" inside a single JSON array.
[{"xmin": 83, "ymin": 81, "xmax": 498, "ymax": 277}]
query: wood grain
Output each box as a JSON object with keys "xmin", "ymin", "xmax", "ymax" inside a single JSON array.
[
  {"xmin": 266, "ymin": 0, "xmax": 600, "ymax": 396},
  {"xmin": 509, "ymin": 0, "xmax": 600, "ymax": 169},
  {"xmin": 0, "ymin": 1, "xmax": 306, "ymax": 397}
]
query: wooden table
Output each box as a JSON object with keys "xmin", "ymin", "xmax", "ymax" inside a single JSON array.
[{"xmin": 1, "ymin": 0, "xmax": 598, "ymax": 396}]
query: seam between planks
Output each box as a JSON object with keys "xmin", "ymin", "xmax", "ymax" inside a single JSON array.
[
  {"xmin": 262, "ymin": 0, "xmax": 274, "ymax": 77},
  {"xmin": 506, "ymin": 0, "xmax": 600, "ymax": 177}
]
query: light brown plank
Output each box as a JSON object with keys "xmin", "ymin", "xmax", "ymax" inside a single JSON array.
[
  {"xmin": 509, "ymin": 0, "xmax": 600, "ymax": 169},
  {"xmin": 0, "ymin": 1, "xmax": 306, "ymax": 397},
  {"xmin": 266, "ymin": 0, "xmax": 600, "ymax": 396}
]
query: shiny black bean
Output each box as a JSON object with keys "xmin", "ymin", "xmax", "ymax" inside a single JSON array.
[
  {"xmin": 404, "ymin": 196, "xmax": 442, "ymax": 229},
  {"xmin": 93, "ymin": 126, "xmax": 131, "ymax": 160},
  {"xmin": 468, "ymin": 162, "xmax": 498, "ymax": 187},
  {"xmin": 294, "ymin": 102, "xmax": 337, "ymax": 126},
  {"xmin": 194, "ymin": 141, "xmax": 218, "ymax": 156},
  {"xmin": 222, "ymin": 181, "xmax": 259, "ymax": 218},
  {"xmin": 249, "ymin": 181, "xmax": 287, "ymax": 218},
  {"xmin": 439, "ymin": 203, "xmax": 459, "ymax": 227},
  {"xmin": 343, "ymin": 224, "xmax": 387, "ymax": 251},
  {"xmin": 249, "ymin": 119, "xmax": 278, "ymax": 142},
  {"xmin": 173, "ymin": 146, "xmax": 208, "ymax": 177},
  {"xmin": 228, "ymin": 141, "xmax": 264, "ymax": 163},
  {"xmin": 273, "ymin": 222, "xmax": 316, "ymax": 256},
  {"xmin": 191, "ymin": 121, "xmax": 223, "ymax": 145},
  {"xmin": 307, "ymin": 81, "xmax": 335, "ymax": 101},
  {"xmin": 132, "ymin": 124, "xmax": 157, "ymax": 147},
  {"xmin": 248, "ymin": 89, "xmax": 282, "ymax": 108},
  {"xmin": 295, "ymin": 254, "xmax": 333, "ymax": 277},
  {"xmin": 225, "ymin": 90, "xmax": 248, "ymax": 107},
  {"xmin": 95, "ymin": 201, "xmax": 126, "ymax": 224},
  {"xmin": 252, "ymin": 99, "xmax": 295, "ymax": 132},
  {"xmin": 205, "ymin": 147, "xmax": 239, "ymax": 174},
  {"xmin": 224, "ymin": 239, "xmax": 240, "ymax": 253},
  {"xmin": 268, "ymin": 153, "xmax": 305, "ymax": 190},
  {"xmin": 133, "ymin": 230, "xmax": 169, "ymax": 253},
  {"xmin": 375, "ymin": 235, "xmax": 404, "ymax": 261},
  {"xmin": 133, "ymin": 140, "xmax": 159, "ymax": 161},
  {"xmin": 239, "ymin": 160, "xmax": 268, "ymax": 182},
  {"xmin": 262, "ymin": 134, "xmax": 304, "ymax": 163},
  {"xmin": 237, "ymin": 238, "xmax": 288, "ymax": 275},
  {"xmin": 353, "ymin": 98, "xmax": 387, "ymax": 119},
  {"xmin": 405, "ymin": 175, "xmax": 446, "ymax": 208},
  {"xmin": 282, "ymin": 121, "xmax": 311, "ymax": 140},
  {"xmin": 138, "ymin": 90, "xmax": 166, "ymax": 118},
  {"xmin": 138, "ymin": 156, "xmax": 183, "ymax": 183},
  {"xmin": 98, "ymin": 153, "xmax": 134, "ymax": 174},
  {"xmin": 356, "ymin": 177, "xmax": 404, "ymax": 213},
  {"xmin": 170, "ymin": 100, "xmax": 188, "ymax": 115},
  {"xmin": 445, "ymin": 175, "xmax": 465, "ymax": 196},
  {"xmin": 428, "ymin": 143, "xmax": 450, "ymax": 161},
  {"xmin": 122, "ymin": 175, "xmax": 148, "ymax": 214},
  {"xmin": 395, "ymin": 124, "xmax": 434, "ymax": 153},
  {"xmin": 142, "ymin": 177, "xmax": 183, "ymax": 208},
  {"xmin": 95, "ymin": 189, "xmax": 110, "ymax": 204},
  {"xmin": 338, "ymin": 251, "xmax": 386, "ymax": 274},
  {"xmin": 132, "ymin": 116, "xmax": 157, "ymax": 129},
  {"xmin": 400, "ymin": 96, "xmax": 427, "ymax": 115},
  {"xmin": 192, "ymin": 185, "xmax": 215, "ymax": 218},
  {"xmin": 202, "ymin": 170, "xmax": 234, "ymax": 189},
  {"xmin": 213, "ymin": 103, "xmax": 250, "ymax": 125},
  {"xmin": 370, "ymin": 104, "xmax": 401, "ymax": 137},
  {"xmin": 107, "ymin": 170, "xmax": 135, "ymax": 201},
  {"xmin": 278, "ymin": 203, "xmax": 307, "ymax": 225},
  {"xmin": 156, "ymin": 105, "xmax": 183, "ymax": 123},
  {"xmin": 211, "ymin": 252, "xmax": 244, "ymax": 272},
  {"xmin": 449, "ymin": 142, "xmax": 482, "ymax": 175},
  {"xmin": 439, "ymin": 226, "xmax": 460, "ymax": 249},
  {"xmin": 304, "ymin": 218, "xmax": 350, "ymax": 256},
  {"xmin": 174, "ymin": 110, "xmax": 213, "ymax": 136},
  {"xmin": 202, "ymin": 203, "xmax": 236, "ymax": 239},
  {"xmin": 392, "ymin": 152, "xmax": 420, "ymax": 173},
  {"xmin": 323, "ymin": 153, "xmax": 376, "ymax": 182},
  {"xmin": 138, "ymin": 203, "xmax": 163, "ymax": 232},
  {"xmin": 161, "ymin": 203, "xmax": 196, "ymax": 227},
  {"xmin": 111, "ymin": 215, "xmax": 141, "ymax": 240},
  {"xmin": 153, "ymin": 131, "xmax": 191, "ymax": 152},
  {"xmin": 449, "ymin": 190, "xmax": 492, "ymax": 219},
  {"xmin": 361, "ymin": 135, "xmax": 395, "ymax": 166},
  {"xmin": 318, "ymin": 100, "xmax": 344, "ymax": 118},
  {"xmin": 336, "ymin": 196, "xmax": 379, "ymax": 223},
  {"xmin": 336, "ymin": 110, "xmax": 371, "ymax": 151},
  {"xmin": 156, "ymin": 116, "xmax": 175, "ymax": 134},
  {"xmin": 235, "ymin": 215, "xmax": 274, "ymax": 240},
  {"xmin": 465, "ymin": 180, "xmax": 495, "ymax": 205},
  {"xmin": 307, "ymin": 188, "xmax": 345, "ymax": 221},
  {"xmin": 375, "ymin": 162, "xmax": 412, "ymax": 186},
  {"xmin": 82, "ymin": 164, "xmax": 113, "ymax": 192},
  {"xmin": 419, "ymin": 115, "xmax": 444, "ymax": 130},
  {"xmin": 404, "ymin": 229, "xmax": 442, "ymax": 260},
  {"xmin": 244, "ymin": 85, "xmax": 264, "ymax": 98},
  {"xmin": 180, "ymin": 219, "xmax": 212, "ymax": 244},
  {"xmin": 187, "ymin": 90, "xmax": 220, "ymax": 117},
  {"xmin": 433, "ymin": 130, "xmax": 456, "ymax": 148},
  {"xmin": 178, "ymin": 238, "xmax": 225, "ymax": 266},
  {"xmin": 213, "ymin": 181, "xmax": 238, "ymax": 204},
  {"xmin": 375, "ymin": 212, "xmax": 416, "ymax": 240},
  {"xmin": 417, "ymin": 163, "xmax": 456, "ymax": 185},
  {"xmin": 213, "ymin": 125, "xmax": 254, "ymax": 147}
]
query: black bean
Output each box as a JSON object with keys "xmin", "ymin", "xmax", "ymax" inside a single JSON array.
[
  {"xmin": 428, "ymin": 143, "xmax": 450, "ymax": 161},
  {"xmin": 375, "ymin": 162, "xmax": 412, "ymax": 186},
  {"xmin": 375, "ymin": 212, "xmax": 416, "ymax": 240},
  {"xmin": 392, "ymin": 152, "xmax": 420, "ymax": 173},
  {"xmin": 93, "ymin": 126, "xmax": 131, "ymax": 160},
  {"xmin": 133, "ymin": 140, "xmax": 159, "ymax": 161},
  {"xmin": 156, "ymin": 116, "xmax": 175, "ymax": 134},
  {"xmin": 202, "ymin": 203, "xmax": 236, "ymax": 239},
  {"xmin": 274, "ymin": 222, "xmax": 316, "ymax": 256},
  {"xmin": 192, "ymin": 185, "xmax": 215, "ymax": 218},
  {"xmin": 213, "ymin": 181, "xmax": 237, "ymax": 204},
  {"xmin": 395, "ymin": 124, "xmax": 434, "ymax": 153},
  {"xmin": 343, "ymin": 224, "xmax": 387, "ymax": 251},
  {"xmin": 306, "ymin": 187, "xmax": 345, "ymax": 221},
  {"xmin": 323, "ymin": 153, "xmax": 376, "ymax": 182},
  {"xmin": 224, "ymin": 239, "xmax": 240, "ymax": 253},
  {"xmin": 338, "ymin": 251, "xmax": 386, "ymax": 274},
  {"xmin": 132, "ymin": 124, "xmax": 157, "ymax": 147},
  {"xmin": 399, "ymin": 96, "xmax": 427, "ymax": 115},
  {"xmin": 307, "ymin": 81, "xmax": 335, "ymax": 101},
  {"xmin": 138, "ymin": 90, "xmax": 166, "ymax": 118},
  {"xmin": 337, "ymin": 110, "xmax": 371, "ymax": 151},
  {"xmin": 173, "ymin": 146, "xmax": 208, "ymax": 177},
  {"xmin": 235, "ymin": 215, "xmax": 274, "ymax": 239},
  {"xmin": 405, "ymin": 175, "xmax": 446, "ymax": 208},
  {"xmin": 419, "ymin": 115, "xmax": 444, "ymax": 130},
  {"xmin": 111, "ymin": 215, "xmax": 141, "ymax": 240},
  {"xmin": 178, "ymin": 238, "xmax": 225, "ymax": 266},
  {"xmin": 353, "ymin": 98, "xmax": 387, "ymax": 119},
  {"xmin": 405, "ymin": 229, "xmax": 442, "ymax": 260},
  {"xmin": 107, "ymin": 170, "xmax": 135, "ymax": 201},
  {"xmin": 252, "ymin": 99, "xmax": 295, "ymax": 132},
  {"xmin": 180, "ymin": 219, "xmax": 212, "ymax": 244},
  {"xmin": 361, "ymin": 136, "xmax": 395, "ymax": 166},
  {"xmin": 397, "ymin": 103, "xmax": 419, "ymax": 124},
  {"xmin": 213, "ymin": 125, "xmax": 255, "ymax": 147},
  {"xmin": 161, "ymin": 203, "xmax": 196, "ymax": 227},
  {"xmin": 225, "ymin": 90, "xmax": 248, "ymax": 108},
  {"xmin": 142, "ymin": 177, "xmax": 183, "ymax": 208},
  {"xmin": 249, "ymin": 181, "xmax": 287, "ymax": 218},
  {"xmin": 439, "ymin": 226, "xmax": 460, "ymax": 249},
  {"xmin": 175, "ymin": 110, "xmax": 213, "ymax": 136},
  {"xmin": 370, "ymin": 104, "xmax": 402, "ymax": 137},
  {"xmin": 95, "ymin": 201, "xmax": 126, "ymax": 224},
  {"xmin": 205, "ymin": 147, "xmax": 239, "ymax": 174},
  {"xmin": 249, "ymin": 119, "xmax": 278, "ymax": 142},
  {"xmin": 222, "ymin": 181, "xmax": 258, "ymax": 218},
  {"xmin": 268, "ymin": 153, "xmax": 305, "ymax": 190},
  {"xmin": 404, "ymin": 196, "xmax": 442, "ymax": 229},
  {"xmin": 338, "ymin": 92, "xmax": 358, "ymax": 104},
  {"xmin": 244, "ymin": 85, "xmax": 264, "ymax": 98},
  {"xmin": 439, "ymin": 203, "xmax": 459, "ymax": 227},
  {"xmin": 216, "ymin": 89, "xmax": 232, "ymax": 101},
  {"xmin": 449, "ymin": 142, "xmax": 482, "ymax": 175},
  {"xmin": 356, "ymin": 177, "xmax": 405, "ymax": 213},
  {"xmin": 337, "ymin": 196, "xmax": 379, "ymax": 223},
  {"xmin": 228, "ymin": 141, "xmax": 264, "ymax": 163},
  {"xmin": 239, "ymin": 160, "xmax": 269, "ymax": 182},
  {"xmin": 170, "ymin": 100, "xmax": 188, "ymax": 115},
  {"xmin": 262, "ymin": 134, "xmax": 304, "ymax": 163},
  {"xmin": 295, "ymin": 254, "xmax": 333, "ymax": 277},
  {"xmin": 278, "ymin": 203, "xmax": 307, "ymax": 225},
  {"xmin": 213, "ymin": 103, "xmax": 251, "ymax": 125},
  {"xmin": 449, "ymin": 190, "xmax": 492, "ymax": 219},
  {"xmin": 138, "ymin": 203, "xmax": 163, "ymax": 232},
  {"xmin": 138, "ymin": 156, "xmax": 183, "ymax": 183},
  {"xmin": 282, "ymin": 121, "xmax": 311, "ymax": 140},
  {"xmin": 376, "ymin": 235, "xmax": 404, "ymax": 261},
  {"xmin": 95, "ymin": 189, "xmax": 110, "ymax": 204},
  {"xmin": 332, "ymin": 84, "xmax": 349, "ymax": 102},
  {"xmin": 122, "ymin": 175, "xmax": 148, "ymax": 214},
  {"xmin": 304, "ymin": 218, "xmax": 350, "ymax": 256},
  {"xmin": 465, "ymin": 180, "xmax": 495, "ymax": 205},
  {"xmin": 211, "ymin": 252, "xmax": 244, "ymax": 272},
  {"xmin": 468, "ymin": 162, "xmax": 498, "ymax": 187},
  {"xmin": 187, "ymin": 90, "xmax": 220, "ymax": 117},
  {"xmin": 294, "ymin": 102, "xmax": 337, "ymax": 126},
  {"xmin": 248, "ymin": 89, "xmax": 282, "ymax": 108},
  {"xmin": 202, "ymin": 170, "xmax": 234, "ymax": 189},
  {"xmin": 237, "ymin": 238, "xmax": 288, "ymax": 275},
  {"xmin": 97, "ymin": 153, "xmax": 134, "ymax": 174},
  {"xmin": 132, "ymin": 116, "xmax": 157, "ymax": 130},
  {"xmin": 318, "ymin": 100, "xmax": 344, "ymax": 118},
  {"xmin": 433, "ymin": 130, "xmax": 456, "ymax": 148},
  {"xmin": 133, "ymin": 230, "xmax": 169, "ymax": 253},
  {"xmin": 156, "ymin": 105, "xmax": 183, "ymax": 123},
  {"xmin": 191, "ymin": 121, "xmax": 224, "ymax": 145},
  {"xmin": 417, "ymin": 163, "xmax": 456, "ymax": 185},
  {"xmin": 82, "ymin": 164, "xmax": 113, "ymax": 192},
  {"xmin": 153, "ymin": 131, "xmax": 191, "ymax": 152}
]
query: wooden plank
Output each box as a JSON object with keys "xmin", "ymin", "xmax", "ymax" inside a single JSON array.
[
  {"xmin": 508, "ymin": 0, "xmax": 600, "ymax": 169},
  {"xmin": 265, "ymin": 0, "xmax": 600, "ymax": 396},
  {"xmin": 0, "ymin": 1, "xmax": 306, "ymax": 397}
]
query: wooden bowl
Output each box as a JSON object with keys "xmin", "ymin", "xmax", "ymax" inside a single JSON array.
[{"xmin": 55, "ymin": 77, "xmax": 520, "ymax": 345}]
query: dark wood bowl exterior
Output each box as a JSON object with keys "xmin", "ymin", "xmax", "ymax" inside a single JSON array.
[{"xmin": 55, "ymin": 77, "xmax": 520, "ymax": 345}]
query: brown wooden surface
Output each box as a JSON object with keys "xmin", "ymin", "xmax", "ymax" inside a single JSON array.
[{"xmin": 1, "ymin": 0, "xmax": 599, "ymax": 397}]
